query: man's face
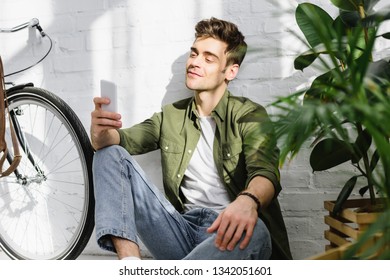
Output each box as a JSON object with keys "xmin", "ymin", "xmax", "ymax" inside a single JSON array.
[{"xmin": 185, "ymin": 37, "xmax": 233, "ymax": 93}]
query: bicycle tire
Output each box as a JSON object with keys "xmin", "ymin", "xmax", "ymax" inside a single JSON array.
[{"xmin": 0, "ymin": 86, "xmax": 95, "ymax": 259}]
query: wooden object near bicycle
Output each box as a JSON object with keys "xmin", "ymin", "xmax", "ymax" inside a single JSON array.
[{"xmin": 0, "ymin": 55, "xmax": 21, "ymax": 177}]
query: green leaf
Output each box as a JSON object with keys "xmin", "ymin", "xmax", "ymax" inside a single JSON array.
[
  {"xmin": 310, "ymin": 138, "xmax": 353, "ymax": 171},
  {"xmin": 340, "ymin": 10, "xmax": 360, "ymax": 27},
  {"xmin": 359, "ymin": 185, "xmax": 369, "ymax": 196},
  {"xmin": 370, "ymin": 150, "xmax": 380, "ymax": 171},
  {"xmin": 330, "ymin": 0, "xmax": 359, "ymax": 12},
  {"xmin": 333, "ymin": 176, "xmax": 358, "ymax": 216},
  {"xmin": 296, "ymin": 3, "xmax": 334, "ymax": 48},
  {"xmin": 294, "ymin": 38, "xmax": 349, "ymax": 71},
  {"xmin": 294, "ymin": 52, "xmax": 319, "ymax": 71},
  {"xmin": 381, "ymin": 32, "xmax": 390, "ymax": 39},
  {"xmin": 331, "ymin": 0, "xmax": 380, "ymax": 13},
  {"xmin": 352, "ymin": 129, "xmax": 372, "ymax": 163},
  {"xmin": 304, "ymin": 70, "xmax": 337, "ymax": 101}
]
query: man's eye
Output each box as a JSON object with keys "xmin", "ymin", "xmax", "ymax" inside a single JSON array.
[
  {"xmin": 205, "ymin": 57, "xmax": 214, "ymax": 63},
  {"xmin": 190, "ymin": 52, "xmax": 197, "ymax": 58}
]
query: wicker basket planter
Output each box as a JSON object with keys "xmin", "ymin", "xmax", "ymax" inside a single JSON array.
[
  {"xmin": 308, "ymin": 198, "xmax": 384, "ymax": 259},
  {"xmin": 323, "ymin": 198, "xmax": 381, "ymax": 250}
]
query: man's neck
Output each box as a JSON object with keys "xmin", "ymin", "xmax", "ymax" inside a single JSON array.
[{"xmin": 194, "ymin": 89, "xmax": 226, "ymax": 117}]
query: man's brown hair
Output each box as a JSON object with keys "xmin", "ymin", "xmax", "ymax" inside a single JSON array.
[{"xmin": 194, "ymin": 17, "xmax": 247, "ymax": 66}]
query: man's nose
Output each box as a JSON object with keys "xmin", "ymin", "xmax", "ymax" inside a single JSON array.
[{"xmin": 188, "ymin": 55, "xmax": 202, "ymax": 67}]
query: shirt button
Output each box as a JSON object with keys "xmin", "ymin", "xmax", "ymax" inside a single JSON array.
[
  {"xmin": 177, "ymin": 174, "xmax": 181, "ymax": 178},
  {"xmin": 164, "ymin": 146, "xmax": 169, "ymax": 150},
  {"xmin": 227, "ymin": 153, "xmax": 231, "ymax": 157},
  {"xmin": 188, "ymin": 150, "xmax": 192, "ymax": 154}
]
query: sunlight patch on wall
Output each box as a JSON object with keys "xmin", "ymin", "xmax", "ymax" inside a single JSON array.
[{"xmin": 90, "ymin": 12, "xmax": 115, "ymax": 81}]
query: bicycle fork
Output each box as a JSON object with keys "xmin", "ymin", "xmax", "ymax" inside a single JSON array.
[{"xmin": 6, "ymin": 109, "xmax": 46, "ymax": 185}]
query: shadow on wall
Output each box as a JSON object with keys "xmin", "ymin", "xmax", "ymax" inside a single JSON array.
[{"xmin": 162, "ymin": 52, "xmax": 193, "ymax": 106}]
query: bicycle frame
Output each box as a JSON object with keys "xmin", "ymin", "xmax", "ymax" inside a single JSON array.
[
  {"xmin": 5, "ymin": 83, "xmax": 45, "ymax": 183},
  {"xmin": 1, "ymin": 19, "xmax": 50, "ymax": 179}
]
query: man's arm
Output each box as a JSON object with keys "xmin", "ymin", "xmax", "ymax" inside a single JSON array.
[
  {"xmin": 207, "ymin": 175, "xmax": 275, "ymax": 251},
  {"xmin": 244, "ymin": 175, "xmax": 275, "ymax": 209},
  {"xmin": 90, "ymin": 97, "xmax": 122, "ymax": 150}
]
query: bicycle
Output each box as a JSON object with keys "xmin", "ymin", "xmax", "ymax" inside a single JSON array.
[{"xmin": 0, "ymin": 19, "xmax": 95, "ymax": 259}]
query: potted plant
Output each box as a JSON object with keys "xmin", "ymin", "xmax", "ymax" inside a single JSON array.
[{"xmin": 269, "ymin": 0, "xmax": 390, "ymax": 259}]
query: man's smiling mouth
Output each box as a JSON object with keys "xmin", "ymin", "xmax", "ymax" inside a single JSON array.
[{"xmin": 187, "ymin": 69, "xmax": 202, "ymax": 77}]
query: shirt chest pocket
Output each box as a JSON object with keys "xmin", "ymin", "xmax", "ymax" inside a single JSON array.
[
  {"xmin": 161, "ymin": 138, "xmax": 183, "ymax": 154},
  {"xmin": 160, "ymin": 138, "xmax": 184, "ymax": 180},
  {"xmin": 222, "ymin": 141, "xmax": 242, "ymax": 173}
]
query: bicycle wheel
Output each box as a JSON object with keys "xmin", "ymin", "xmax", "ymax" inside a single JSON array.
[{"xmin": 0, "ymin": 86, "xmax": 94, "ymax": 259}]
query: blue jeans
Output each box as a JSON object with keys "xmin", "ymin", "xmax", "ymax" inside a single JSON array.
[{"xmin": 93, "ymin": 145, "xmax": 272, "ymax": 260}]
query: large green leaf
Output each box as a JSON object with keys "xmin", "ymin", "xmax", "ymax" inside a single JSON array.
[
  {"xmin": 331, "ymin": 0, "xmax": 380, "ymax": 12},
  {"xmin": 296, "ymin": 3, "xmax": 334, "ymax": 48},
  {"xmin": 310, "ymin": 138, "xmax": 353, "ymax": 171},
  {"xmin": 333, "ymin": 176, "xmax": 358, "ymax": 216},
  {"xmin": 330, "ymin": 0, "xmax": 359, "ymax": 12},
  {"xmin": 332, "ymin": 0, "xmax": 383, "ymax": 30},
  {"xmin": 294, "ymin": 39, "xmax": 348, "ymax": 71}
]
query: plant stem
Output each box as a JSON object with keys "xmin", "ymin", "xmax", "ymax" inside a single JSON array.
[
  {"xmin": 357, "ymin": 123, "xmax": 376, "ymax": 204},
  {"xmin": 358, "ymin": 3, "xmax": 373, "ymax": 62}
]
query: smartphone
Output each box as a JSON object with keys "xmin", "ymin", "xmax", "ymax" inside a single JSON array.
[{"xmin": 100, "ymin": 79, "xmax": 118, "ymax": 112}]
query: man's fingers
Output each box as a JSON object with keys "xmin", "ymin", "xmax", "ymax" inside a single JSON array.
[
  {"xmin": 97, "ymin": 118, "xmax": 122, "ymax": 128},
  {"xmin": 218, "ymin": 221, "xmax": 237, "ymax": 251},
  {"xmin": 207, "ymin": 213, "xmax": 222, "ymax": 234},
  {"xmin": 239, "ymin": 225, "xmax": 254, "ymax": 250},
  {"xmin": 227, "ymin": 224, "xmax": 246, "ymax": 251},
  {"xmin": 213, "ymin": 214, "xmax": 230, "ymax": 249},
  {"xmin": 93, "ymin": 97, "xmax": 108, "ymax": 110}
]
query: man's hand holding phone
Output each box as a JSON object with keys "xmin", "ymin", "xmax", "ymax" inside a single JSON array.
[{"xmin": 90, "ymin": 80, "xmax": 122, "ymax": 150}]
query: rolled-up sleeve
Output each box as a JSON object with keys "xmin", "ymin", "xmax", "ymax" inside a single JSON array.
[
  {"xmin": 118, "ymin": 112, "xmax": 162, "ymax": 155},
  {"xmin": 240, "ymin": 107, "xmax": 282, "ymax": 197}
]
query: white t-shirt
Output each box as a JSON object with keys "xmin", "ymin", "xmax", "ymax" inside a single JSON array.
[{"xmin": 180, "ymin": 116, "xmax": 231, "ymax": 212}]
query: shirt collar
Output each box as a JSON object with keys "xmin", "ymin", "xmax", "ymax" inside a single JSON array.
[
  {"xmin": 181, "ymin": 90, "xmax": 230, "ymax": 133},
  {"xmin": 211, "ymin": 89, "xmax": 229, "ymax": 122}
]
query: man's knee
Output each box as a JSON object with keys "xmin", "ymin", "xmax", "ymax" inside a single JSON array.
[
  {"xmin": 93, "ymin": 145, "xmax": 128, "ymax": 169},
  {"xmin": 94, "ymin": 145, "xmax": 124, "ymax": 161},
  {"xmin": 251, "ymin": 218, "xmax": 272, "ymax": 258},
  {"xmin": 254, "ymin": 219, "xmax": 271, "ymax": 242}
]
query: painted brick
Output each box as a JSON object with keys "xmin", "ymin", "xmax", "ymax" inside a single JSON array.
[{"xmin": 1, "ymin": 0, "xmax": 389, "ymax": 260}]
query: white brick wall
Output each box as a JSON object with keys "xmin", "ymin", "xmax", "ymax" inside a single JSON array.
[{"xmin": 1, "ymin": 0, "xmax": 389, "ymax": 260}]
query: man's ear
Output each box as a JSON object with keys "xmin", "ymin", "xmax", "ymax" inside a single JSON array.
[{"xmin": 225, "ymin": 64, "xmax": 240, "ymax": 82}]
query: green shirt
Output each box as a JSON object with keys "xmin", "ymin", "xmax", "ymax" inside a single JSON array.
[{"xmin": 118, "ymin": 90, "xmax": 292, "ymax": 259}]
